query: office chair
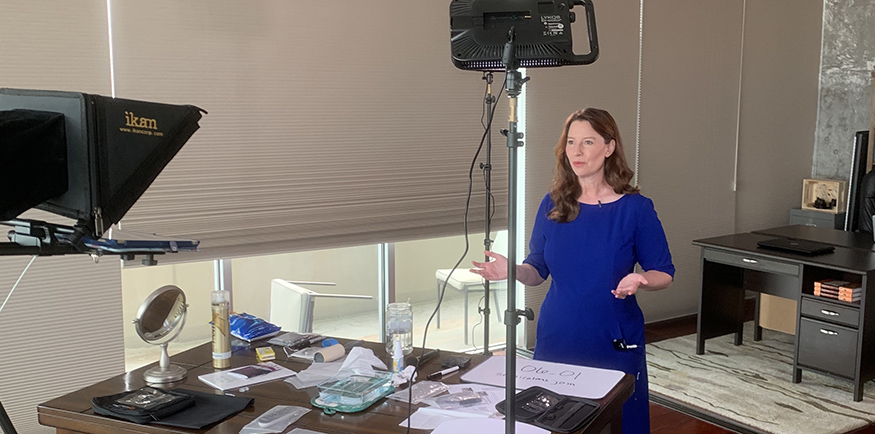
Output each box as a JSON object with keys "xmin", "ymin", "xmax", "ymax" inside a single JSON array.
[
  {"xmin": 269, "ymin": 279, "xmax": 372, "ymax": 333},
  {"xmin": 435, "ymin": 231, "xmax": 507, "ymax": 345}
]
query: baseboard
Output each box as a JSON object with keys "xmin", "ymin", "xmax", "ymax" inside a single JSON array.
[
  {"xmin": 645, "ymin": 313, "xmax": 697, "ymax": 328},
  {"xmin": 645, "ymin": 297, "xmax": 757, "ymax": 328}
]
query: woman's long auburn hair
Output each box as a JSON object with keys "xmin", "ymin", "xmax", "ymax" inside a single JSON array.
[{"xmin": 548, "ymin": 108, "xmax": 638, "ymax": 223}]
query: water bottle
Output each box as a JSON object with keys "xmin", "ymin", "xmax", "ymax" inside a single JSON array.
[
  {"xmin": 386, "ymin": 302, "xmax": 413, "ymax": 355},
  {"xmin": 211, "ymin": 289, "xmax": 231, "ymax": 368}
]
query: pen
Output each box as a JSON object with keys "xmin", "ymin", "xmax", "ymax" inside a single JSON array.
[
  {"xmin": 405, "ymin": 349, "xmax": 440, "ymax": 368},
  {"xmin": 426, "ymin": 365, "xmax": 459, "ymax": 380}
]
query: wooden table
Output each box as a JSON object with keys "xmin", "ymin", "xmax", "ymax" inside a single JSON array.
[{"xmin": 38, "ymin": 339, "xmax": 633, "ymax": 434}]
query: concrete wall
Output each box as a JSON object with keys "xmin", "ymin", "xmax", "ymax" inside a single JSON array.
[{"xmin": 814, "ymin": 0, "xmax": 875, "ymax": 179}]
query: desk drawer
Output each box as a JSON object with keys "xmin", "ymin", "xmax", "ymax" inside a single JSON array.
[
  {"xmin": 801, "ymin": 298, "xmax": 860, "ymax": 328},
  {"xmin": 789, "ymin": 209, "xmax": 845, "ymax": 229},
  {"xmin": 798, "ymin": 318, "xmax": 857, "ymax": 378},
  {"xmin": 703, "ymin": 249, "xmax": 799, "ymax": 276}
]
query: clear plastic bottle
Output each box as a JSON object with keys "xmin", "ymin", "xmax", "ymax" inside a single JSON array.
[
  {"xmin": 386, "ymin": 302, "xmax": 413, "ymax": 355},
  {"xmin": 211, "ymin": 289, "xmax": 231, "ymax": 368},
  {"xmin": 392, "ymin": 339, "xmax": 405, "ymax": 373}
]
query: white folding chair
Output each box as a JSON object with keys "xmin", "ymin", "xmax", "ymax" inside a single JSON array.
[
  {"xmin": 269, "ymin": 279, "xmax": 372, "ymax": 333},
  {"xmin": 435, "ymin": 231, "xmax": 507, "ymax": 345}
]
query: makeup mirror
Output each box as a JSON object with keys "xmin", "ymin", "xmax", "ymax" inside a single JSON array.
[{"xmin": 134, "ymin": 285, "xmax": 188, "ymax": 383}]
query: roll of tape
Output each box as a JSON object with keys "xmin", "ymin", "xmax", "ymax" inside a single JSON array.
[{"xmin": 313, "ymin": 343, "xmax": 345, "ymax": 363}]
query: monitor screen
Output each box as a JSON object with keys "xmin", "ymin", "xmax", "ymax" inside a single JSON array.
[{"xmin": 0, "ymin": 108, "xmax": 68, "ymax": 220}]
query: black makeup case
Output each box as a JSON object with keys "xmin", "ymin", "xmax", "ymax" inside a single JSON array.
[
  {"xmin": 495, "ymin": 386, "xmax": 600, "ymax": 433},
  {"xmin": 92, "ymin": 386, "xmax": 195, "ymax": 424}
]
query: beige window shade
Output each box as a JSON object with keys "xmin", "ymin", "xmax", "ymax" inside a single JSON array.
[
  {"xmin": 636, "ymin": 0, "xmax": 743, "ymax": 320},
  {"xmin": 110, "ymin": 0, "xmax": 508, "ymax": 262},
  {"xmin": 0, "ymin": 2, "xmax": 120, "ymax": 433},
  {"xmin": 0, "ymin": 249, "xmax": 124, "ymax": 433},
  {"xmin": 734, "ymin": 0, "xmax": 821, "ymax": 233}
]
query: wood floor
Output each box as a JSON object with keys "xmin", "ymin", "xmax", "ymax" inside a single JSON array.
[
  {"xmin": 644, "ymin": 314, "xmax": 875, "ymax": 434},
  {"xmin": 645, "ymin": 315, "xmax": 737, "ymax": 434}
]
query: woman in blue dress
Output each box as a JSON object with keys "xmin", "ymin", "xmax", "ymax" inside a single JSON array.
[{"xmin": 472, "ymin": 108, "xmax": 674, "ymax": 434}]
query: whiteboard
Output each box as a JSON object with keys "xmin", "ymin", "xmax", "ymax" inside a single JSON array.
[{"xmin": 460, "ymin": 356, "xmax": 625, "ymax": 400}]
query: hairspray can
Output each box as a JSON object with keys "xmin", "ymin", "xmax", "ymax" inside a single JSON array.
[{"xmin": 211, "ymin": 289, "xmax": 231, "ymax": 368}]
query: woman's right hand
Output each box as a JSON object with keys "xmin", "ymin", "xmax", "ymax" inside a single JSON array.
[{"xmin": 470, "ymin": 250, "xmax": 509, "ymax": 281}]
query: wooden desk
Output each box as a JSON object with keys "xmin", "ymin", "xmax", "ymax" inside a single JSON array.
[
  {"xmin": 694, "ymin": 226, "xmax": 875, "ymax": 401},
  {"xmin": 38, "ymin": 340, "xmax": 633, "ymax": 434},
  {"xmin": 754, "ymin": 224, "xmax": 875, "ymax": 252}
]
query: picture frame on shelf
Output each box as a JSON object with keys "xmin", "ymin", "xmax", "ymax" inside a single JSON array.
[{"xmin": 801, "ymin": 178, "xmax": 848, "ymax": 214}]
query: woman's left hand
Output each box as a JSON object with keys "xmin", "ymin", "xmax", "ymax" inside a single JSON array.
[{"xmin": 612, "ymin": 273, "xmax": 649, "ymax": 299}]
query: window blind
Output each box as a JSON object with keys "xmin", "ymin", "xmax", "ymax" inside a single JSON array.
[
  {"xmin": 734, "ymin": 0, "xmax": 821, "ymax": 233},
  {"xmin": 110, "ymin": 0, "xmax": 509, "ymax": 262},
  {"xmin": 0, "ymin": 249, "xmax": 124, "ymax": 434},
  {"xmin": 636, "ymin": 0, "xmax": 744, "ymax": 320}
]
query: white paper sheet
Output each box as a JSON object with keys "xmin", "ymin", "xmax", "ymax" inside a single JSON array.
[
  {"xmin": 431, "ymin": 417, "xmax": 549, "ymax": 434},
  {"xmin": 460, "ymin": 355, "xmax": 624, "ymax": 399},
  {"xmin": 399, "ymin": 407, "xmax": 490, "ymax": 430}
]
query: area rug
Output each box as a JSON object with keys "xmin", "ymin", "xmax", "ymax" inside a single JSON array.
[{"xmin": 647, "ymin": 322, "xmax": 875, "ymax": 434}]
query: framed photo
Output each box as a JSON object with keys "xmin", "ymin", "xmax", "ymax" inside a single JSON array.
[{"xmin": 801, "ymin": 179, "xmax": 848, "ymax": 214}]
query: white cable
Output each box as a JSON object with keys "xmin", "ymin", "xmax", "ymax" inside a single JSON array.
[
  {"xmin": 634, "ymin": 0, "xmax": 643, "ymax": 186},
  {"xmin": 0, "ymin": 255, "xmax": 37, "ymax": 315},
  {"xmin": 732, "ymin": 0, "xmax": 747, "ymax": 192},
  {"xmin": 106, "ymin": 0, "xmax": 116, "ymax": 97}
]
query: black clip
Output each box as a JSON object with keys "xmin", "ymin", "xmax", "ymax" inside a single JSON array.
[{"xmin": 612, "ymin": 339, "xmax": 638, "ymax": 351}]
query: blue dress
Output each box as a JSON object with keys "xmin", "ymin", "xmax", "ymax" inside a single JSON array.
[{"xmin": 524, "ymin": 193, "xmax": 675, "ymax": 434}]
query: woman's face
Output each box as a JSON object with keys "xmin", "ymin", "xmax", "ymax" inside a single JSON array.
[{"xmin": 564, "ymin": 120, "xmax": 615, "ymax": 179}]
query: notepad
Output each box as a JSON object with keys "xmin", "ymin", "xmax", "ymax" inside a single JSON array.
[{"xmin": 198, "ymin": 362, "xmax": 296, "ymax": 391}]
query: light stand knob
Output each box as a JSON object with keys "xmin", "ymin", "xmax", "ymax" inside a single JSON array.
[{"xmin": 505, "ymin": 307, "xmax": 534, "ymax": 326}]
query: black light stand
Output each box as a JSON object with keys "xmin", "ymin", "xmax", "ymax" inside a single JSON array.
[
  {"xmin": 501, "ymin": 28, "xmax": 532, "ymax": 434},
  {"xmin": 449, "ymin": 2, "xmax": 600, "ymax": 431},
  {"xmin": 480, "ymin": 71, "xmax": 496, "ymax": 356}
]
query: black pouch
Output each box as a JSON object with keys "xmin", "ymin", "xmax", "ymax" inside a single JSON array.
[
  {"xmin": 495, "ymin": 386, "xmax": 600, "ymax": 433},
  {"xmin": 92, "ymin": 386, "xmax": 195, "ymax": 424},
  {"xmin": 440, "ymin": 356, "xmax": 471, "ymax": 369}
]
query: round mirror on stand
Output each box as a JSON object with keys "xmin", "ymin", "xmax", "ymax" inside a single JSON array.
[{"xmin": 134, "ymin": 285, "xmax": 189, "ymax": 384}]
